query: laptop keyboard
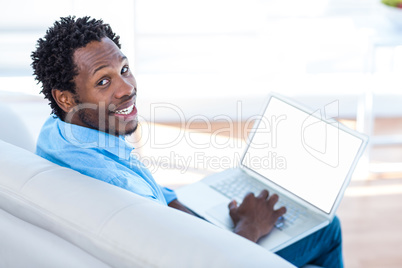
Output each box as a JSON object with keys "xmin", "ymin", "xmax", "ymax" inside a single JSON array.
[{"xmin": 210, "ymin": 173, "xmax": 307, "ymax": 230}]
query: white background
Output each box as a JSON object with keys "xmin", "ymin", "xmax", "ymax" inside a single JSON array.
[{"xmin": 1, "ymin": 0, "xmax": 402, "ymax": 121}]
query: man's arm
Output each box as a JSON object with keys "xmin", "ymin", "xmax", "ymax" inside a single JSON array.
[
  {"xmin": 168, "ymin": 199, "xmax": 196, "ymax": 215},
  {"xmin": 168, "ymin": 190, "xmax": 286, "ymax": 243}
]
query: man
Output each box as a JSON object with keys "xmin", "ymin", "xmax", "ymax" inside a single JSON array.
[{"xmin": 32, "ymin": 16, "xmax": 343, "ymax": 267}]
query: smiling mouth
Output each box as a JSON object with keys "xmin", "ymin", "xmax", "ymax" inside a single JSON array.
[{"xmin": 113, "ymin": 104, "xmax": 135, "ymax": 115}]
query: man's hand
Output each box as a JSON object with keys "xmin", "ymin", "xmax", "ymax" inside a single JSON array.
[{"xmin": 228, "ymin": 190, "xmax": 286, "ymax": 243}]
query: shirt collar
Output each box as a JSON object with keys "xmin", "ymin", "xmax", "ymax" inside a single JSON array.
[{"xmin": 56, "ymin": 117, "xmax": 134, "ymax": 160}]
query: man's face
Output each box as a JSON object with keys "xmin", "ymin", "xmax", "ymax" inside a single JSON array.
[{"xmin": 67, "ymin": 37, "xmax": 137, "ymax": 136}]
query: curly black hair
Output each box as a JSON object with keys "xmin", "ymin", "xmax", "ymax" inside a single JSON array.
[{"xmin": 31, "ymin": 16, "xmax": 121, "ymax": 119}]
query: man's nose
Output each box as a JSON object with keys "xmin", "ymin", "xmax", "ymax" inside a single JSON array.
[{"xmin": 114, "ymin": 77, "xmax": 135, "ymax": 99}]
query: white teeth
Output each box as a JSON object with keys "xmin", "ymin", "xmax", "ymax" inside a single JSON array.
[{"xmin": 114, "ymin": 104, "xmax": 134, "ymax": 115}]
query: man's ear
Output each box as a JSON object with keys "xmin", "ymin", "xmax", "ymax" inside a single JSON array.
[{"xmin": 51, "ymin": 89, "xmax": 76, "ymax": 114}]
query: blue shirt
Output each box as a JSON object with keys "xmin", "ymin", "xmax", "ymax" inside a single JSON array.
[{"xmin": 36, "ymin": 116, "xmax": 177, "ymax": 206}]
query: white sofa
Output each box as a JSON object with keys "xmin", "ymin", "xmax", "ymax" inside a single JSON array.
[{"xmin": 0, "ymin": 101, "xmax": 294, "ymax": 267}]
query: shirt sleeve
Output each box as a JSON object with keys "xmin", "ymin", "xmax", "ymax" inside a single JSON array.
[{"xmin": 160, "ymin": 186, "xmax": 177, "ymax": 204}]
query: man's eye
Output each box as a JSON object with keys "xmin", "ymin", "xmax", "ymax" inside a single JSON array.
[
  {"xmin": 98, "ymin": 79, "xmax": 109, "ymax": 86},
  {"xmin": 121, "ymin": 66, "xmax": 129, "ymax": 74}
]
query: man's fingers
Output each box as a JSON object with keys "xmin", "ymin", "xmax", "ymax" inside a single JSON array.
[
  {"xmin": 228, "ymin": 200, "xmax": 240, "ymax": 222},
  {"xmin": 267, "ymin": 193, "xmax": 279, "ymax": 206},
  {"xmin": 228, "ymin": 200, "xmax": 238, "ymax": 210},
  {"xmin": 243, "ymin": 192, "xmax": 255, "ymax": 202},
  {"xmin": 274, "ymin": 206, "xmax": 287, "ymax": 217},
  {"xmin": 257, "ymin": 189, "xmax": 269, "ymax": 200}
]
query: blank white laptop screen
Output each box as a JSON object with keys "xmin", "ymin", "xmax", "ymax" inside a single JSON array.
[{"xmin": 242, "ymin": 97, "xmax": 363, "ymax": 214}]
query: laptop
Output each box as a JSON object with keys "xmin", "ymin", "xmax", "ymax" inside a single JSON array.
[{"xmin": 176, "ymin": 93, "xmax": 368, "ymax": 252}]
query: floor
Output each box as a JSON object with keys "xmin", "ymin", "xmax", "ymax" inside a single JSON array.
[
  {"xmin": 339, "ymin": 181, "xmax": 402, "ymax": 267},
  {"xmin": 147, "ymin": 119, "xmax": 402, "ymax": 268}
]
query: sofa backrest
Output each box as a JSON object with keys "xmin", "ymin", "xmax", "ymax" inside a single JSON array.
[
  {"xmin": 0, "ymin": 102, "xmax": 35, "ymax": 152},
  {"xmin": 0, "ymin": 140, "xmax": 294, "ymax": 267}
]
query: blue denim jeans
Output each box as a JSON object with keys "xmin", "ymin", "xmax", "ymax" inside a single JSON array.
[{"xmin": 276, "ymin": 216, "xmax": 343, "ymax": 268}]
